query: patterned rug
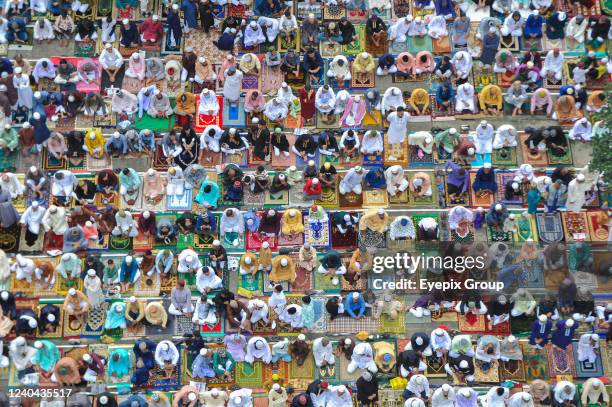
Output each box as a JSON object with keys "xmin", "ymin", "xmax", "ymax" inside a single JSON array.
[
  {"xmin": 519, "ymin": 133, "xmax": 548, "ymax": 166},
  {"xmin": 469, "ymin": 172, "xmax": 495, "ymax": 208},
  {"xmin": 536, "ymin": 212, "xmax": 564, "ymax": 243},
  {"xmin": 521, "ymin": 343, "xmax": 550, "ymax": 381},
  {"xmin": 499, "ymin": 359, "xmax": 526, "ymax": 381},
  {"xmin": 316, "ymin": 185, "xmax": 340, "ymax": 208},
  {"xmin": 573, "ymin": 346, "xmax": 604, "ymax": 378},
  {"xmin": 235, "ymin": 362, "xmax": 264, "ymax": 388},
  {"xmin": 547, "ymin": 344, "xmax": 576, "ymax": 377},
  {"xmin": 343, "ymin": 25, "xmax": 367, "ymax": 56},
  {"xmin": 562, "ymin": 211, "xmax": 589, "ymax": 242},
  {"xmin": 497, "ymin": 171, "xmax": 524, "ymax": 206},
  {"xmin": 492, "ymin": 147, "xmax": 518, "ymax": 167},
  {"xmin": 474, "ymin": 360, "xmax": 500, "ymax": 383},
  {"xmin": 338, "ymin": 190, "xmax": 363, "ymax": 209},
  {"xmin": 304, "ymin": 216, "xmax": 331, "ymax": 247},
  {"xmin": 547, "ymin": 143, "xmax": 573, "ymax": 165},
  {"xmin": 586, "ymin": 211, "xmax": 610, "ymax": 242}
]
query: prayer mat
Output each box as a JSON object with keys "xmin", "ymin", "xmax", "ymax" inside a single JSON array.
[
  {"xmin": 264, "ymin": 189, "xmax": 289, "ymax": 206},
  {"xmin": 469, "ymin": 172, "xmax": 494, "ymax": 208},
  {"xmin": 426, "ymin": 354, "xmax": 448, "ymax": 377},
  {"xmin": 316, "ymin": 112, "xmax": 339, "ymax": 129},
  {"xmin": 133, "ymin": 273, "xmax": 161, "ymax": 296},
  {"xmin": 313, "ymin": 269, "xmax": 342, "ymax": 293},
  {"xmin": 166, "ymin": 189, "xmax": 193, "ymax": 211},
  {"xmin": 518, "ymin": 258, "xmax": 545, "ymax": 288},
  {"xmin": 521, "ymin": 343, "xmax": 550, "ymax": 381},
  {"xmin": 379, "ymin": 312, "xmax": 406, "ymax": 334},
  {"xmin": 565, "ymin": 37, "xmax": 587, "ymax": 55},
  {"xmin": 432, "ymin": 35, "xmax": 451, "ymax": 53},
  {"xmin": 358, "ymin": 229, "xmax": 386, "ymax": 250},
  {"xmin": 63, "ymin": 313, "xmax": 84, "ymax": 339},
  {"xmin": 492, "ymin": 147, "xmax": 517, "ymax": 167},
  {"xmin": 472, "ymin": 62, "xmax": 498, "ymax": 92},
  {"xmin": 497, "ymin": 171, "xmax": 524, "ymax": 206},
  {"xmin": 82, "ymin": 304, "xmax": 107, "ymax": 338},
  {"xmin": 343, "ymin": 25, "xmax": 367, "ymax": 56},
  {"xmin": 277, "ymin": 30, "xmax": 300, "ymax": 53},
  {"xmin": 243, "ymin": 187, "xmax": 266, "ymax": 209},
  {"xmin": 457, "ymin": 313, "xmax": 487, "ymax": 333},
  {"xmin": 339, "ymin": 191, "xmax": 364, "ymax": 209},
  {"xmin": 317, "ymin": 185, "xmax": 340, "ymax": 208},
  {"xmin": 573, "ymin": 346, "xmax": 604, "ymax": 378},
  {"xmin": 500, "ymin": 359, "xmax": 526, "ymax": 381},
  {"xmin": 389, "ymin": 188, "xmax": 410, "ymax": 207},
  {"xmin": 587, "ymin": 211, "xmax": 610, "ymax": 242},
  {"xmin": 487, "ymin": 227, "xmax": 512, "ymax": 242},
  {"xmin": 408, "ymin": 35, "xmax": 433, "ymax": 53},
  {"xmin": 74, "ymin": 39, "xmax": 96, "ymax": 57},
  {"xmin": 542, "ymin": 36, "xmax": 565, "ymax": 52},
  {"xmin": 0, "ymin": 225, "xmax": 19, "ymax": 253},
  {"xmin": 133, "ymin": 114, "xmax": 175, "ymax": 132},
  {"xmin": 384, "ymin": 141, "xmax": 408, "ymax": 166},
  {"xmin": 485, "ymin": 319, "xmax": 511, "ymax": 335},
  {"xmin": 522, "ymin": 37, "xmax": 542, "ymax": 52},
  {"xmin": 362, "ymin": 110, "xmax": 383, "ymax": 128},
  {"xmin": 322, "ymin": 3, "xmax": 346, "ymax": 18},
  {"xmin": 599, "ymin": 345, "xmax": 611, "ymax": 378},
  {"xmin": 514, "ymin": 214, "xmax": 539, "ymax": 242},
  {"xmin": 562, "ymin": 211, "xmax": 589, "ymax": 242},
  {"xmin": 174, "ymin": 314, "xmax": 194, "ymax": 336},
  {"xmin": 474, "ymin": 360, "xmax": 500, "ymax": 383},
  {"xmin": 56, "ymin": 275, "xmax": 82, "ymax": 295},
  {"xmin": 408, "ymin": 174, "xmax": 437, "ymax": 207},
  {"xmin": 316, "ymin": 355, "xmax": 341, "ymax": 382},
  {"xmin": 146, "ymin": 361, "xmax": 181, "ymax": 390},
  {"xmin": 444, "ymin": 181, "xmax": 471, "ymax": 207},
  {"xmin": 543, "ymin": 74, "xmax": 566, "ymax": 91},
  {"xmin": 263, "ymin": 272, "xmax": 289, "ymax": 296},
  {"xmin": 262, "ymin": 64, "xmax": 284, "ymax": 96},
  {"xmin": 291, "ymin": 264, "xmax": 314, "ymax": 291},
  {"xmin": 331, "ymin": 226, "xmax": 358, "ymax": 250},
  {"xmin": 408, "ymin": 145, "xmax": 434, "ymax": 167},
  {"xmin": 500, "ymin": 35, "xmax": 520, "ymax": 51},
  {"xmin": 271, "ymin": 134, "xmax": 296, "ymax": 168},
  {"xmin": 338, "ymin": 355, "xmax": 364, "ymax": 383},
  {"xmin": 341, "ymin": 272, "xmax": 367, "ymax": 293},
  {"xmin": 304, "ymin": 216, "xmax": 331, "ymax": 247},
  {"xmin": 245, "ymin": 232, "xmax": 277, "ymax": 251},
  {"xmin": 289, "ymin": 182, "xmax": 312, "ymax": 207},
  {"xmin": 366, "ymin": 33, "xmax": 389, "ymax": 56},
  {"xmin": 547, "ymin": 143, "xmax": 573, "ymax": 166},
  {"xmin": 277, "ymin": 231, "xmax": 304, "ymax": 247},
  {"xmin": 194, "ymin": 95, "xmax": 223, "ymax": 132},
  {"xmin": 109, "ymin": 235, "xmax": 133, "ymax": 251},
  {"xmin": 222, "ymin": 150, "xmax": 248, "ymax": 167},
  {"xmin": 240, "ymin": 273, "xmax": 263, "ymax": 294},
  {"xmin": 547, "ymin": 344, "xmax": 576, "ymax": 377},
  {"xmin": 433, "ymin": 145, "xmax": 452, "ymax": 163},
  {"xmin": 289, "ymin": 350, "xmax": 315, "ymax": 383},
  {"xmin": 241, "ymin": 75, "xmax": 259, "ymax": 92},
  {"xmin": 536, "ymin": 212, "xmax": 564, "ymax": 243},
  {"xmin": 86, "ymin": 154, "xmax": 111, "ymax": 172},
  {"xmin": 363, "ymin": 189, "xmax": 389, "ymax": 208}
]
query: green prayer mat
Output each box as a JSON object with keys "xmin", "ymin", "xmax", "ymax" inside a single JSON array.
[
  {"xmin": 492, "ymin": 147, "xmax": 517, "ymax": 167},
  {"xmin": 547, "ymin": 144, "xmax": 573, "ymax": 165},
  {"xmin": 342, "ymin": 25, "xmax": 366, "ymax": 55},
  {"xmin": 133, "ymin": 114, "xmax": 175, "ymax": 132},
  {"xmin": 235, "ymin": 362, "xmax": 263, "ymax": 388}
]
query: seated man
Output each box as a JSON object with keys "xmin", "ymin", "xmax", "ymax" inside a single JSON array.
[
  {"xmin": 554, "ymin": 94, "xmax": 581, "ymax": 122},
  {"xmin": 352, "ymin": 52, "xmax": 376, "ymax": 82},
  {"xmin": 147, "ymin": 89, "xmax": 173, "ymax": 118},
  {"xmin": 327, "ymin": 55, "xmax": 351, "ymax": 82},
  {"xmin": 317, "ymin": 250, "xmax": 346, "ymax": 285},
  {"xmin": 376, "ymin": 54, "xmax": 397, "ymax": 76},
  {"xmin": 408, "ymin": 88, "xmax": 430, "ymax": 115},
  {"xmin": 479, "ymin": 84, "xmax": 503, "ymax": 115},
  {"xmin": 385, "ymin": 165, "xmax": 408, "ymax": 197},
  {"xmin": 239, "ymin": 53, "xmax": 261, "ymax": 76},
  {"xmin": 339, "ymin": 166, "xmax": 364, "ymax": 195},
  {"xmin": 455, "ymin": 82, "xmax": 476, "ymax": 113},
  {"xmin": 104, "ymin": 132, "xmax": 128, "ymax": 157},
  {"xmin": 119, "ymin": 19, "xmax": 141, "ymax": 48},
  {"xmin": 530, "ymin": 88, "xmax": 553, "ymax": 116},
  {"xmin": 410, "ymin": 172, "xmax": 432, "ymax": 198},
  {"xmin": 51, "ymin": 170, "xmax": 77, "ymax": 204},
  {"xmin": 112, "ymin": 210, "xmax": 139, "ymax": 237},
  {"xmin": 138, "ymin": 14, "xmax": 163, "ymax": 44}
]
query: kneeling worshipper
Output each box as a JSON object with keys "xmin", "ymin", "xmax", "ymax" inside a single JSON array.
[
  {"xmin": 145, "ymin": 301, "xmax": 168, "ymax": 328},
  {"xmin": 568, "ymin": 117, "xmax": 592, "ymax": 142},
  {"xmin": 192, "ymin": 348, "xmax": 215, "ymax": 379},
  {"xmin": 553, "ymin": 382, "xmax": 577, "ymax": 407},
  {"xmin": 389, "ymin": 217, "xmax": 416, "ymax": 241},
  {"xmin": 385, "ymin": 165, "xmax": 409, "ymax": 197},
  {"xmin": 105, "ymin": 302, "xmax": 127, "ymax": 330},
  {"xmin": 505, "ymin": 81, "xmax": 528, "ymax": 116},
  {"xmin": 196, "ymin": 266, "xmax": 223, "ymax": 294},
  {"xmin": 408, "ymin": 131, "xmax": 433, "ymax": 157},
  {"xmin": 53, "ymin": 356, "xmax": 82, "ymax": 386},
  {"xmin": 348, "ymin": 341, "xmax": 378, "ymax": 373},
  {"xmin": 245, "ymin": 336, "xmax": 272, "ymax": 364},
  {"xmin": 577, "ymin": 333, "xmax": 600, "ymax": 363},
  {"xmin": 264, "ymin": 97, "xmax": 289, "ymax": 122},
  {"xmin": 493, "ymin": 124, "xmax": 518, "ymax": 150},
  {"xmin": 472, "ymin": 163, "xmax": 497, "ymax": 196},
  {"xmin": 529, "ymin": 314, "xmax": 552, "ymax": 349},
  {"xmin": 474, "ymin": 336, "xmax": 500, "ymax": 372},
  {"xmin": 581, "ymin": 378, "xmax": 608, "ymax": 407},
  {"xmin": 147, "ymin": 89, "xmax": 174, "ymax": 118},
  {"xmin": 155, "ymin": 340, "xmax": 180, "ymax": 377},
  {"xmin": 479, "ymin": 85, "xmax": 503, "ymax": 115},
  {"xmin": 63, "ymin": 288, "xmax": 90, "ymax": 324},
  {"xmin": 313, "ymin": 337, "xmax": 335, "ymax": 369},
  {"xmin": 486, "ymin": 203, "xmax": 509, "ymax": 230},
  {"xmin": 445, "ymin": 160, "xmax": 469, "ymax": 199}
]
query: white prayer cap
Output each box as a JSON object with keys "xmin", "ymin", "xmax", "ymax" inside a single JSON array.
[
  {"xmin": 69, "ymin": 288, "xmax": 77, "ymax": 296},
  {"xmin": 230, "ymin": 128, "xmax": 237, "ymax": 134},
  {"xmin": 280, "ymin": 258, "xmax": 288, "ymax": 266},
  {"xmin": 289, "ymin": 209, "xmax": 296, "ymax": 217},
  {"xmin": 113, "ymin": 131, "xmax": 120, "ymax": 139},
  {"xmin": 83, "ymin": 353, "xmax": 92, "ymax": 362},
  {"xmin": 211, "ymin": 389, "xmax": 219, "ymax": 396},
  {"xmin": 449, "ymin": 128, "xmax": 457, "ymax": 134},
  {"xmin": 484, "ymin": 162, "xmax": 492, "ymax": 169},
  {"xmin": 434, "ymin": 328, "xmax": 445, "ymax": 336},
  {"xmin": 34, "ymin": 340, "xmax": 43, "ymax": 349},
  {"xmin": 337, "ymin": 385, "xmax": 347, "ymax": 393},
  {"xmin": 234, "ymin": 397, "xmax": 242, "ymax": 405},
  {"xmin": 467, "ymin": 147, "xmax": 475, "ymax": 155},
  {"xmin": 28, "ymin": 318, "xmax": 37, "ymax": 328},
  {"xmin": 558, "ymin": 12, "xmax": 566, "ymax": 21},
  {"xmin": 308, "ymin": 12, "xmax": 315, "ymax": 18},
  {"xmin": 272, "ymin": 384, "xmax": 281, "ymax": 391},
  {"xmin": 405, "ymin": 15, "xmax": 413, "ymax": 21},
  {"xmin": 488, "ymin": 26, "xmax": 496, "ymax": 33},
  {"xmin": 99, "ymin": 396, "xmax": 108, "ymax": 405},
  {"xmin": 415, "ymin": 375, "xmax": 424, "ymax": 384},
  {"xmin": 172, "ymin": 3, "xmax": 179, "ymax": 8},
  {"xmin": 250, "ymin": 21, "xmax": 257, "ymax": 28},
  {"xmin": 281, "ymin": 81, "xmax": 288, "ymax": 88},
  {"xmin": 188, "ymin": 393, "xmax": 197, "ymax": 402},
  {"xmin": 415, "ymin": 336, "xmax": 423, "ymax": 345},
  {"xmin": 14, "ymin": 67, "xmax": 21, "ymax": 74},
  {"xmin": 115, "ymin": 304, "xmax": 124, "ymax": 312},
  {"xmin": 566, "ymin": 318, "xmax": 574, "ymax": 327},
  {"xmin": 459, "ymin": 360, "xmax": 469, "ymax": 369},
  {"xmin": 3, "ymin": 124, "xmax": 10, "ymax": 131},
  {"xmin": 392, "ymin": 88, "xmax": 401, "ymax": 96},
  {"xmin": 352, "ymin": 292, "xmax": 359, "ymax": 300},
  {"xmin": 591, "ymin": 333, "xmax": 599, "ymax": 341},
  {"xmin": 355, "ymin": 165, "xmax": 363, "ymax": 172},
  {"xmin": 415, "ymin": 16, "xmax": 421, "ymax": 22},
  {"xmin": 495, "ymin": 203, "xmax": 502, "ymax": 211},
  {"xmin": 260, "ymin": 241, "xmax": 269, "ymax": 249},
  {"xmin": 213, "ymin": 239, "xmax": 221, "ymax": 246},
  {"xmin": 312, "ymin": 178, "xmax": 319, "ymax": 185},
  {"xmin": 22, "ymin": 122, "xmax": 30, "ymax": 128},
  {"xmin": 89, "ymin": 132, "xmax": 96, "ymax": 140},
  {"xmin": 33, "ymin": 112, "xmax": 41, "ymax": 120},
  {"xmin": 186, "ymin": 254, "xmax": 194, "ymax": 263},
  {"xmin": 442, "ymin": 384, "xmax": 451, "ymax": 392},
  {"xmin": 143, "ymin": 210, "xmax": 152, "ymax": 219},
  {"xmin": 87, "ymin": 269, "xmax": 96, "ymax": 277},
  {"xmin": 154, "ymin": 89, "xmax": 161, "ymax": 96},
  {"xmin": 162, "ymin": 342, "xmax": 170, "ymax": 351},
  {"xmin": 34, "ymin": 91, "xmax": 41, "ymax": 98},
  {"xmin": 532, "ymin": 9, "xmax": 538, "ymax": 14},
  {"xmin": 343, "ymin": 214, "xmax": 351, "ymax": 222},
  {"xmin": 105, "ymin": 42, "xmax": 112, "ymax": 49},
  {"xmin": 298, "ymin": 334, "xmax": 306, "ymax": 341},
  {"xmin": 577, "ymin": 174, "xmax": 585, "ymax": 182},
  {"xmin": 255, "ymin": 339, "xmax": 265, "ymax": 350},
  {"xmin": 47, "ymin": 314, "xmax": 55, "ymax": 322},
  {"xmin": 289, "ymin": 165, "xmax": 297, "ymax": 171},
  {"xmin": 522, "ymin": 394, "xmax": 531, "ymax": 402},
  {"xmin": 378, "ymin": 208, "xmax": 385, "ymax": 215},
  {"xmin": 308, "ymin": 159, "xmax": 315, "ymax": 166},
  {"xmin": 68, "ymin": 94, "xmax": 75, "ymax": 102},
  {"xmin": 509, "ymin": 214, "xmax": 515, "ymax": 220},
  {"xmin": 126, "ymin": 255, "xmax": 133, "ymax": 264},
  {"xmin": 512, "ymin": 182, "xmax": 519, "ymax": 191},
  {"xmin": 153, "ymin": 14, "xmax": 159, "ymax": 20},
  {"xmin": 425, "ymin": 135, "xmax": 432, "ymax": 143},
  {"xmin": 200, "ymin": 348, "xmax": 208, "ymax": 356},
  {"xmin": 198, "ymin": 56, "xmax": 206, "ymax": 63},
  {"xmin": 538, "ymin": 314, "xmax": 547, "ymax": 322},
  {"xmin": 360, "ymin": 52, "xmax": 369, "ymax": 60},
  {"xmin": 244, "ymin": 256, "xmax": 252, "ymax": 265},
  {"xmin": 480, "ymin": 120, "xmax": 487, "ymax": 126},
  {"xmin": 122, "ymin": 18, "xmax": 129, "ymax": 24}
]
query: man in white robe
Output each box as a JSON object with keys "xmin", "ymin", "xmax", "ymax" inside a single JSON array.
[
  {"xmin": 566, "ymin": 15, "xmax": 588, "ymax": 43},
  {"xmin": 244, "ymin": 21, "xmax": 266, "ymax": 47},
  {"xmin": 166, "ymin": 166, "xmax": 185, "ymax": 196},
  {"xmin": 347, "ymin": 342, "xmax": 378, "ymax": 373},
  {"xmin": 456, "ymin": 82, "xmax": 476, "ymax": 112},
  {"xmin": 198, "ymin": 88, "xmax": 220, "ymax": 115},
  {"xmin": 452, "ymin": 51, "xmax": 473, "ymax": 80},
  {"xmin": 566, "ymin": 174, "xmax": 593, "ymax": 212},
  {"xmin": 201, "ymin": 125, "xmax": 223, "ymax": 152},
  {"xmin": 245, "ymin": 336, "xmax": 272, "ymax": 364},
  {"xmin": 33, "ymin": 18, "xmax": 54, "ymax": 41},
  {"xmin": 315, "ymin": 85, "xmax": 336, "ymax": 121},
  {"xmin": 385, "ymin": 165, "xmax": 409, "ymax": 196},
  {"xmin": 568, "ymin": 117, "xmax": 592, "ymax": 141},
  {"xmin": 11, "ymin": 254, "xmax": 35, "ymax": 282},
  {"xmin": 326, "ymin": 386, "xmax": 352, "ymax": 407},
  {"xmin": 508, "ymin": 392, "xmax": 534, "ymax": 407},
  {"xmin": 112, "ymin": 89, "xmax": 138, "ymax": 115},
  {"xmin": 313, "ymin": 337, "xmax": 335, "ymax": 367},
  {"xmin": 154, "ymin": 341, "xmax": 179, "ymax": 368},
  {"xmin": 248, "ymin": 298, "xmax": 271, "ymax": 327},
  {"xmin": 430, "ymin": 328, "xmax": 451, "ymax": 357},
  {"xmin": 408, "ymin": 131, "xmax": 434, "ymax": 154},
  {"xmin": 381, "ymin": 87, "xmax": 406, "ymax": 115},
  {"xmin": 20, "ymin": 201, "xmax": 44, "ymax": 245},
  {"xmin": 327, "ymin": 55, "xmax": 351, "ymax": 81},
  {"xmin": 361, "ymin": 130, "xmax": 383, "ymax": 154},
  {"xmin": 98, "ymin": 43, "xmax": 123, "ymax": 83},
  {"xmin": 195, "ymin": 266, "xmax": 222, "ymax": 294},
  {"xmin": 540, "ymin": 48, "xmax": 564, "ymax": 81},
  {"xmin": 501, "ymin": 12, "xmax": 524, "ymax": 36},
  {"xmin": 264, "ymin": 97, "xmax": 288, "ymax": 122},
  {"xmin": 223, "ymin": 67, "xmax": 243, "ymax": 104},
  {"xmin": 493, "ymin": 124, "xmax": 518, "ymax": 149},
  {"xmin": 51, "ymin": 170, "xmax": 77, "ymax": 199},
  {"xmin": 42, "ymin": 205, "xmax": 68, "ymax": 236},
  {"xmin": 386, "ymin": 107, "xmax": 410, "ymax": 146},
  {"xmin": 112, "ymin": 210, "xmax": 138, "ymax": 237},
  {"xmin": 553, "ymin": 382, "xmax": 576, "ymax": 407},
  {"xmin": 258, "ymin": 17, "xmax": 279, "ymax": 42},
  {"xmin": 229, "ymin": 389, "xmax": 253, "ymax": 407},
  {"xmin": 0, "ymin": 172, "xmax": 23, "ymax": 198},
  {"xmin": 432, "ymin": 385, "xmax": 455, "ymax": 407},
  {"xmin": 475, "ymin": 120, "xmax": 494, "ymax": 154},
  {"xmin": 388, "ymin": 16, "xmax": 412, "ymax": 45},
  {"xmin": 278, "ymin": 304, "xmax": 303, "ymax": 328},
  {"xmin": 177, "ymin": 248, "xmax": 202, "ymax": 274},
  {"xmin": 147, "ymin": 89, "xmax": 174, "ymax": 118},
  {"xmin": 577, "ymin": 333, "xmax": 599, "ymax": 363},
  {"xmin": 339, "ymin": 166, "xmax": 364, "ymax": 195}
]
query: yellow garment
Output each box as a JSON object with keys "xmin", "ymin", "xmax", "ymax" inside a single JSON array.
[
  {"xmin": 409, "ymin": 88, "xmax": 430, "ymax": 110},
  {"xmin": 125, "ymin": 301, "xmax": 145, "ymax": 322},
  {"xmin": 349, "ymin": 250, "xmax": 372, "ymax": 273},
  {"xmin": 84, "ymin": 128, "xmax": 105, "ymax": 156},
  {"xmin": 358, "ymin": 208, "xmax": 388, "ymax": 233},
  {"xmin": 259, "ymin": 246, "xmax": 272, "ymax": 268},
  {"xmin": 479, "ymin": 85, "xmax": 503, "ymax": 110},
  {"xmin": 144, "ymin": 301, "xmax": 168, "ymax": 327},
  {"xmin": 373, "ymin": 341, "xmax": 396, "ymax": 372},
  {"xmin": 281, "ymin": 210, "xmax": 304, "ymax": 235},
  {"xmin": 270, "ymin": 255, "xmax": 296, "ymax": 282},
  {"xmin": 240, "ymin": 253, "xmax": 259, "ymax": 272},
  {"xmin": 352, "ymin": 54, "xmax": 376, "ymax": 73},
  {"xmin": 63, "ymin": 290, "xmax": 90, "ymax": 315}
]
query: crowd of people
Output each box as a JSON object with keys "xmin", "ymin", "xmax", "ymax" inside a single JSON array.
[{"xmin": 0, "ymin": 0, "xmax": 609, "ymax": 404}]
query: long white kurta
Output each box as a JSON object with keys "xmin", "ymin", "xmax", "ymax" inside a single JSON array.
[
  {"xmin": 326, "ymin": 388, "xmax": 353, "ymax": 407},
  {"xmin": 198, "ymin": 91, "xmax": 220, "ymax": 115},
  {"xmin": 313, "ymin": 338, "xmax": 335, "ymax": 366},
  {"xmin": 577, "ymin": 334, "xmax": 599, "ymax": 362},
  {"xmin": 223, "ymin": 70, "xmax": 244, "ymax": 102},
  {"xmin": 452, "ymin": 51, "xmax": 473, "ymax": 79},
  {"xmin": 381, "ymin": 87, "xmax": 406, "ymax": 114},
  {"xmin": 493, "ymin": 124, "xmax": 518, "ymax": 149},
  {"xmin": 244, "ymin": 25, "xmax": 266, "ymax": 47},
  {"xmin": 541, "ymin": 51, "xmax": 564, "ymax": 80},
  {"xmin": 386, "ymin": 112, "xmax": 409, "ymax": 144},
  {"xmin": 361, "ymin": 131, "xmax": 384, "ymax": 153},
  {"xmin": 20, "ymin": 207, "xmax": 44, "ymax": 235},
  {"xmin": 245, "ymin": 336, "xmax": 272, "ymax": 364},
  {"xmin": 456, "ymin": 83, "xmax": 475, "ymax": 112},
  {"xmin": 475, "ymin": 124, "xmax": 494, "ymax": 154},
  {"xmin": 315, "ymin": 88, "xmax": 336, "ymax": 113},
  {"xmin": 566, "ymin": 179, "xmax": 593, "ymax": 212},
  {"xmin": 347, "ymin": 343, "xmax": 378, "ymax": 373},
  {"xmin": 13, "ymin": 75, "xmax": 33, "ymax": 109},
  {"xmin": 568, "ymin": 118, "xmax": 592, "ymax": 141}
]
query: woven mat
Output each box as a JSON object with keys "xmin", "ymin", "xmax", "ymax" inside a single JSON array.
[
  {"xmin": 500, "ymin": 359, "xmax": 526, "ymax": 381},
  {"xmin": 338, "ymin": 190, "xmax": 363, "ymax": 209},
  {"xmin": 492, "ymin": 147, "xmax": 518, "ymax": 167},
  {"xmin": 521, "ymin": 343, "xmax": 550, "ymax": 381},
  {"xmin": 547, "ymin": 143, "xmax": 573, "ymax": 165},
  {"xmin": 536, "ymin": 212, "xmax": 564, "ymax": 244},
  {"xmin": 547, "ymin": 344, "xmax": 576, "ymax": 377},
  {"xmin": 384, "ymin": 141, "xmax": 408, "ymax": 166},
  {"xmin": 235, "ymin": 362, "xmax": 264, "ymax": 387},
  {"xmin": 573, "ymin": 345, "xmax": 604, "ymax": 378},
  {"xmin": 562, "ymin": 211, "xmax": 589, "ymax": 242},
  {"xmin": 316, "ymin": 186, "xmax": 340, "ymax": 208},
  {"xmin": 496, "ymin": 171, "xmax": 524, "ymax": 207},
  {"xmin": 518, "ymin": 133, "xmax": 548, "ymax": 166},
  {"xmin": 379, "ymin": 312, "xmax": 407, "ymax": 334},
  {"xmin": 325, "ymin": 315, "xmax": 378, "ymax": 335},
  {"xmin": 586, "ymin": 211, "xmax": 610, "ymax": 242}
]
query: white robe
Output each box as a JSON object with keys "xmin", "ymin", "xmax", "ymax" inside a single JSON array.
[
  {"xmin": 315, "ymin": 88, "xmax": 336, "ymax": 113},
  {"xmin": 577, "ymin": 334, "xmax": 599, "ymax": 363},
  {"xmin": 245, "ymin": 336, "xmax": 272, "ymax": 364},
  {"xmin": 389, "ymin": 18, "xmax": 411, "ymax": 43},
  {"xmin": 452, "ymin": 51, "xmax": 473, "ymax": 79},
  {"xmin": 381, "ymin": 87, "xmax": 406, "ymax": 114},
  {"xmin": 474, "ymin": 124, "xmax": 494, "ymax": 154},
  {"xmin": 456, "ymin": 83, "xmax": 475, "ymax": 112},
  {"xmin": 33, "ymin": 19, "xmax": 54, "ymax": 40},
  {"xmin": 541, "ymin": 51, "xmax": 564, "ymax": 80},
  {"xmin": 568, "ymin": 118, "xmax": 592, "ymax": 141},
  {"xmin": 493, "ymin": 124, "xmax": 518, "ymax": 149},
  {"xmin": 223, "ymin": 70, "xmax": 244, "ymax": 102},
  {"xmin": 198, "ymin": 91, "xmax": 220, "ymax": 115},
  {"xmin": 566, "ymin": 17, "xmax": 588, "ymax": 42},
  {"xmin": 264, "ymin": 100, "xmax": 288, "ymax": 121},
  {"xmin": 386, "ymin": 112, "xmax": 410, "ymax": 144},
  {"xmin": 244, "ymin": 25, "xmax": 266, "ymax": 47},
  {"xmin": 361, "ymin": 131, "xmax": 384, "ymax": 154},
  {"xmin": 501, "ymin": 15, "xmax": 523, "ymax": 36},
  {"xmin": 348, "ymin": 343, "xmax": 378, "ymax": 373},
  {"xmin": 432, "ymin": 388, "xmax": 455, "ymax": 407},
  {"xmin": 20, "ymin": 206, "xmax": 44, "ymax": 235},
  {"xmin": 312, "ymin": 338, "xmax": 335, "ymax": 366}
]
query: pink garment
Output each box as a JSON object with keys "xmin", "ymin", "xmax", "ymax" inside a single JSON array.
[
  {"xmin": 82, "ymin": 225, "xmax": 98, "ymax": 241},
  {"xmin": 530, "ymin": 88, "xmax": 553, "ymax": 114},
  {"xmin": 244, "ymin": 90, "xmax": 265, "ymax": 113},
  {"xmin": 218, "ymin": 59, "xmax": 238, "ymax": 83},
  {"xmin": 127, "ymin": 55, "xmax": 145, "ymax": 80},
  {"xmin": 396, "ymin": 52, "xmax": 415, "ymax": 74},
  {"xmin": 340, "ymin": 97, "xmax": 366, "ymax": 127},
  {"xmin": 415, "ymin": 51, "xmax": 435, "ymax": 73}
]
